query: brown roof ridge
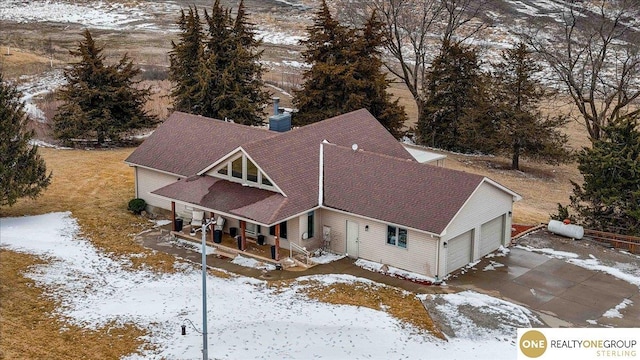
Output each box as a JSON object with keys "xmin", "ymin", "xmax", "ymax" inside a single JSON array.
[
  {"xmin": 323, "ymin": 141, "xmax": 416, "ymax": 162},
  {"xmin": 171, "ymin": 111, "xmax": 276, "ymax": 134}
]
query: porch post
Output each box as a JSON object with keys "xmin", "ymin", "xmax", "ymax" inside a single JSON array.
[
  {"xmin": 209, "ymin": 212, "xmax": 215, "ymax": 242},
  {"xmin": 171, "ymin": 201, "xmax": 176, "ymax": 231},
  {"xmin": 275, "ymin": 223, "xmax": 280, "ymax": 261},
  {"xmin": 240, "ymin": 220, "xmax": 247, "ymax": 251}
]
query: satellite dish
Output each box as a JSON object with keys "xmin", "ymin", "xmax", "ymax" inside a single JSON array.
[{"xmin": 352, "ymin": 144, "xmax": 358, "ymax": 151}]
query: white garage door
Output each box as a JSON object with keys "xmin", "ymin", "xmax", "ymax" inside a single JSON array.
[
  {"xmin": 446, "ymin": 231, "xmax": 473, "ymax": 273},
  {"xmin": 479, "ymin": 215, "xmax": 504, "ymax": 257}
]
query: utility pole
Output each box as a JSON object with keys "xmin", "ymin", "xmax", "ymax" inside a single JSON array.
[{"xmin": 201, "ymin": 218, "xmax": 214, "ymax": 360}]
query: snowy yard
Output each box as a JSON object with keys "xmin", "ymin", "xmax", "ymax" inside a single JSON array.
[{"xmin": 0, "ymin": 212, "xmax": 528, "ymax": 359}]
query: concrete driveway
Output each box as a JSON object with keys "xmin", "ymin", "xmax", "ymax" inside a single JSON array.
[{"xmin": 447, "ymin": 241, "xmax": 640, "ymax": 327}]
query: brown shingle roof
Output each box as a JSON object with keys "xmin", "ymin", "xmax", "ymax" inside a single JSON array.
[
  {"xmin": 241, "ymin": 108, "xmax": 413, "ymax": 221},
  {"xmin": 132, "ymin": 109, "xmax": 515, "ymax": 232},
  {"xmin": 322, "ymin": 143, "xmax": 486, "ymax": 234},
  {"xmin": 151, "ymin": 176, "xmax": 287, "ymax": 225},
  {"xmin": 125, "ymin": 112, "xmax": 276, "ymax": 176}
]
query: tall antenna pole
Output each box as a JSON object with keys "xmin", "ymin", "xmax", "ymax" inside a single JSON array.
[{"xmin": 201, "ymin": 219, "xmax": 210, "ymax": 360}]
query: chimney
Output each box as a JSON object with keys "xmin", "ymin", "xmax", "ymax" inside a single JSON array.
[{"xmin": 268, "ymin": 97, "xmax": 291, "ymax": 132}]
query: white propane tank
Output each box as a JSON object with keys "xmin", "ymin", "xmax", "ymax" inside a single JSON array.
[{"xmin": 547, "ymin": 220, "xmax": 584, "ymax": 240}]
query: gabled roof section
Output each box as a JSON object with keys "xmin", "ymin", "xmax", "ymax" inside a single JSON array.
[
  {"xmin": 322, "ymin": 143, "xmax": 487, "ymax": 235},
  {"xmin": 241, "ymin": 108, "xmax": 414, "ymax": 221},
  {"xmin": 198, "ymin": 146, "xmax": 286, "ymax": 196},
  {"xmin": 124, "ymin": 112, "xmax": 277, "ymax": 176}
]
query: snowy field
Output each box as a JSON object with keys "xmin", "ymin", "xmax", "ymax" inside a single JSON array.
[
  {"xmin": 0, "ymin": 0, "xmax": 305, "ymax": 45},
  {"xmin": 0, "ymin": 212, "xmax": 527, "ymax": 359}
]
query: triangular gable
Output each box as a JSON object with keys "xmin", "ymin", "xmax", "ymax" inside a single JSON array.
[
  {"xmin": 439, "ymin": 178, "xmax": 521, "ymax": 237},
  {"xmin": 197, "ymin": 147, "xmax": 286, "ymax": 197}
]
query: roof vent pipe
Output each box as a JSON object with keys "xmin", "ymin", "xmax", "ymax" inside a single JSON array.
[{"xmin": 273, "ymin": 97, "xmax": 280, "ymax": 115}]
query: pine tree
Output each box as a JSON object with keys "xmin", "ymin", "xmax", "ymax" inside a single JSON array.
[
  {"xmin": 293, "ymin": 1, "xmax": 354, "ymax": 126},
  {"xmin": 570, "ymin": 119, "xmax": 640, "ymax": 236},
  {"xmin": 0, "ymin": 71, "xmax": 51, "ymax": 207},
  {"xmin": 54, "ymin": 30, "xmax": 156, "ymax": 146},
  {"xmin": 417, "ymin": 41, "xmax": 482, "ymax": 151},
  {"xmin": 168, "ymin": 6, "xmax": 204, "ymax": 114},
  {"xmin": 491, "ymin": 42, "xmax": 570, "ymax": 170},
  {"xmin": 293, "ymin": 2, "xmax": 406, "ymax": 136},
  {"xmin": 348, "ymin": 13, "xmax": 406, "ymax": 138},
  {"xmin": 220, "ymin": 0, "xmax": 269, "ymax": 125},
  {"xmin": 170, "ymin": 0, "xmax": 268, "ymax": 125}
]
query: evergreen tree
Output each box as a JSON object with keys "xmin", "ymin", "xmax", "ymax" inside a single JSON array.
[
  {"xmin": 417, "ymin": 41, "xmax": 483, "ymax": 151},
  {"xmin": 168, "ymin": 6, "xmax": 204, "ymax": 114},
  {"xmin": 491, "ymin": 42, "xmax": 570, "ymax": 170},
  {"xmin": 54, "ymin": 30, "xmax": 156, "ymax": 146},
  {"xmin": 569, "ymin": 119, "xmax": 640, "ymax": 236},
  {"xmin": 293, "ymin": 2, "xmax": 406, "ymax": 137},
  {"xmin": 0, "ymin": 71, "xmax": 51, "ymax": 207},
  {"xmin": 170, "ymin": 0, "xmax": 268, "ymax": 125},
  {"xmin": 293, "ymin": 0, "xmax": 350, "ymax": 125}
]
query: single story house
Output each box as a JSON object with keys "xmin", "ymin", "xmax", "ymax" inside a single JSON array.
[{"xmin": 125, "ymin": 109, "xmax": 520, "ymax": 278}]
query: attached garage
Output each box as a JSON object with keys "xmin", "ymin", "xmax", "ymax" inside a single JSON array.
[
  {"xmin": 446, "ymin": 230, "xmax": 473, "ymax": 273},
  {"xmin": 479, "ymin": 215, "xmax": 505, "ymax": 257}
]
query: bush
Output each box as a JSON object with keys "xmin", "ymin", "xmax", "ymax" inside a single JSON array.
[
  {"xmin": 550, "ymin": 203, "xmax": 575, "ymax": 223},
  {"xmin": 128, "ymin": 198, "xmax": 146, "ymax": 215}
]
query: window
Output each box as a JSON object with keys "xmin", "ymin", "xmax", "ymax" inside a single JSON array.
[
  {"xmin": 387, "ymin": 225, "xmax": 407, "ymax": 249},
  {"xmin": 261, "ymin": 174, "xmax": 273, "ymax": 186},
  {"xmin": 217, "ymin": 166, "xmax": 228, "ymax": 176},
  {"xmin": 246, "ymin": 222, "xmax": 260, "ymax": 235},
  {"xmin": 269, "ymin": 221, "xmax": 287, "ymax": 239},
  {"xmin": 246, "ymin": 159, "xmax": 258, "ymax": 183},
  {"xmin": 307, "ymin": 211, "xmax": 315, "ymax": 238},
  {"xmin": 231, "ymin": 157, "xmax": 242, "ymax": 179}
]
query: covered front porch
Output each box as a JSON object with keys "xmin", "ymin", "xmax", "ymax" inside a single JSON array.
[{"xmin": 168, "ymin": 215, "xmax": 316, "ymax": 269}]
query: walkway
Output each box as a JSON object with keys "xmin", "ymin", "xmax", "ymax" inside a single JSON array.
[{"xmin": 136, "ymin": 226, "xmax": 451, "ymax": 295}]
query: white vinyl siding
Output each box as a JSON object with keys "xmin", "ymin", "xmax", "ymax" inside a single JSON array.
[
  {"xmin": 320, "ymin": 209, "xmax": 438, "ymax": 277},
  {"xmin": 135, "ymin": 167, "xmax": 189, "ymax": 215},
  {"xmin": 445, "ymin": 182, "xmax": 512, "ymax": 239},
  {"xmin": 440, "ymin": 182, "xmax": 513, "ymax": 275}
]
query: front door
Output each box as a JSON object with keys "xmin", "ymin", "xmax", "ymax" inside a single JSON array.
[{"xmin": 346, "ymin": 220, "xmax": 359, "ymax": 258}]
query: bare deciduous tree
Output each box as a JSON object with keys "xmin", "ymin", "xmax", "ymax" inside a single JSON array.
[
  {"xmin": 334, "ymin": 0, "xmax": 488, "ymax": 118},
  {"xmin": 525, "ymin": 0, "xmax": 640, "ymax": 141}
]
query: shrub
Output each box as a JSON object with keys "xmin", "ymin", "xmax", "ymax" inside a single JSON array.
[{"xmin": 128, "ymin": 198, "xmax": 146, "ymax": 215}]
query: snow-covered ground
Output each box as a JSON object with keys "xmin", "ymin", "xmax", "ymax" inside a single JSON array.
[
  {"xmin": 0, "ymin": 212, "xmax": 524, "ymax": 359},
  {"xmin": 515, "ymin": 245, "xmax": 640, "ymax": 288},
  {"xmin": 16, "ymin": 70, "xmax": 65, "ymax": 123},
  {"xmin": 0, "ymin": 0, "xmax": 179, "ymax": 31},
  {"xmin": 0, "ymin": 0, "xmax": 305, "ymax": 45}
]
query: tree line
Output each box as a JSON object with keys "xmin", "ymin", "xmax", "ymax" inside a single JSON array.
[{"xmin": 1, "ymin": 0, "xmax": 638, "ymax": 235}]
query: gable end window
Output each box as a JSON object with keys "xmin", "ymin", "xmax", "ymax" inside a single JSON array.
[{"xmin": 387, "ymin": 225, "xmax": 407, "ymax": 249}]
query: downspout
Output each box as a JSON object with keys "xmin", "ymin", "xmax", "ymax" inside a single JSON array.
[
  {"xmin": 134, "ymin": 166, "xmax": 139, "ymax": 198},
  {"xmin": 435, "ymin": 237, "xmax": 441, "ymax": 284}
]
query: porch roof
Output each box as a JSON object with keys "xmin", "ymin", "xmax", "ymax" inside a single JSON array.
[{"xmin": 151, "ymin": 175, "xmax": 288, "ymax": 226}]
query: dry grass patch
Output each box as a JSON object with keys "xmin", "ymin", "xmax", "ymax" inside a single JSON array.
[
  {"xmin": 0, "ymin": 48, "xmax": 61, "ymax": 79},
  {"xmin": 0, "ymin": 250, "xmax": 147, "ymax": 360},
  {"xmin": 0, "ymin": 147, "xmax": 176, "ymax": 272},
  {"xmin": 269, "ymin": 279, "xmax": 446, "ymax": 340}
]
